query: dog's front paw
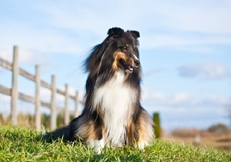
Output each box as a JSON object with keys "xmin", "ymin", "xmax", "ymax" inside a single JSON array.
[
  {"xmin": 87, "ymin": 139, "xmax": 105, "ymax": 154},
  {"xmin": 133, "ymin": 141, "xmax": 149, "ymax": 150}
]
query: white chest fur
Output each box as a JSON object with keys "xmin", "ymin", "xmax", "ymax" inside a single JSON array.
[{"xmin": 93, "ymin": 69, "xmax": 136, "ymax": 146}]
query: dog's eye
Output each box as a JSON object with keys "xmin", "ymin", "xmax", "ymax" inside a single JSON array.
[
  {"xmin": 121, "ymin": 44, "xmax": 129, "ymax": 51},
  {"xmin": 133, "ymin": 45, "xmax": 138, "ymax": 52},
  {"xmin": 124, "ymin": 44, "xmax": 129, "ymax": 50}
]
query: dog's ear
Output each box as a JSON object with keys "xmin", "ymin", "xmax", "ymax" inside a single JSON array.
[
  {"xmin": 108, "ymin": 27, "xmax": 124, "ymax": 38},
  {"xmin": 128, "ymin": 30, "xmax": 140, "ymax": 39}
]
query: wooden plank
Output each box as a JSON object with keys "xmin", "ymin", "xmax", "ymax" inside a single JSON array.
[
  {"xmin": 0, "ymin": 46, "xmax": 85, "ymax": 130},
  {"xmin": 0, "ymin": 84, "xmax": 11, "ymax": 96},
  {"xmin": 19, "ymin": 68, "xmax": 35, "ymax": 81},
  {"xmin": 41, "ymin": 80, "xmax": 51, "ymax": 89},
  {"xmin": 69, "ymin": 94, "xmax": 76, "ymax": 100},
  {"xmin": 69, "ymin": 110, "xmax": 75, "ymax": 114},
  {"xmin": 64, "ymin": 84, "xmax": 69, "ymax": 125},
  {"xmin": 0, "ymin": 57, "xmax": 12, "ymax": 70},
  {"xmin": 35, "ymin": 65, "xmax": 41, "ymax": 131},
  {"xmin": 11, "ymin": 46, "xmax": 19, "ymax": 126},
  {"xmin": 0, "ymin": 56, "xmax": 36, "ymax": 82},
  {"xmin": 74, "ymin": 91, "xmax": 79, "ymax": 117},
  {"xmin": 41, "ymin": 101, "xmax": 51, "ymax": 109},
  {"xmin": 0, "ymin": 46, "xmax": 84, "ymax": 129},
  {"xmin": 56, "ymin": 106, "xmax": 64, "ymax": 111},
  {"xmin": 57, "ymin": 88, "xmax": 65, "ymax": 95},
  {"xmin": 50, "ymin": 75, "xmax": 56, "ymax": 130},
  {"xmin": 78, "ymin": 99, "xmax": 85, "ymax": 105},
  {"xmin": 18, "ymin": 92, "xmax": 35, "ymax": 104},
  {"xmin": 69, "ymin": 93, "xmax": 84, "ymax": 105}
]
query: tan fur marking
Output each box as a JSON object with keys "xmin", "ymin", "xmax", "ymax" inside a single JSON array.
[
  {"xmin": 77, "ymin": 108, "xmax": 105, "ymax": 141},
  {"xmin": 137, "ymin": 111, "xmax": 154, "ymax": 144},
  {"xmin": 126, "ymin": 118, "xmax": 135, "ymax": 146},
  {"xmin": 127, "ymin": 57, "xmax": 134, "ymax": 67},
  {"xmin": 112, "ymin": 51, "xmax": 127, "ymax": 70},
  {"xmin": 77, "ymin": 120, "xmax": 97, "ymax": 140}
]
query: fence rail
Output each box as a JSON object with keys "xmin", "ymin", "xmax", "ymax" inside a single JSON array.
[{"xmin": 0, "ymin": 46, "xmax": 82, "ymax": 131}]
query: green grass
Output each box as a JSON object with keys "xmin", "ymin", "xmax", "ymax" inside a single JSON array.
[{"xmin": 0, "ymin": 126, "xmax": 230, "ymax": 162}]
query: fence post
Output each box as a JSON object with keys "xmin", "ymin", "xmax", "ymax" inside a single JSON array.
[
  {"xmin": 35, "ymin": 65, "xmax": 41, "ymax": 131},
  {"xmin": 64, "ymin": 84, "xmax": 70, "ymax": 125},
  {"xmin": 50, "ymin": 75, "xmax": 56, "ymax": 130},
  {"xmin": 74, "ymin": 91, "xmax": 79, "ymax": 117},
  {"xmin": 10, "ymin": 46, "xmax": 19, "ymax": 126}
]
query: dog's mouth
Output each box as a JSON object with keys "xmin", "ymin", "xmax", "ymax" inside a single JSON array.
[{"xmin": 119, "ymin": 59, "xmax": 134, "ymax": 73}]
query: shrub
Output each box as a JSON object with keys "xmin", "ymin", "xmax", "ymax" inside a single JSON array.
[{"xmin": 153, "ymin": 112, "xmax": 161, "ymax": 138}]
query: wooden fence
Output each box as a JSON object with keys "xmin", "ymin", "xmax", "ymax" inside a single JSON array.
[{"xmin": 0, "ymin": 46, "xmax": 82, "ymax": 131}]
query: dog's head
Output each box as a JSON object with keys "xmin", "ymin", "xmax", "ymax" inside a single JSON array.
[
  {"xmin": 85, "ymin": 27, "xmax": 141, "ymax": 77},
  {"xmin": 108, "ymin": 27, "xmax": 140, "ymax": 74}
]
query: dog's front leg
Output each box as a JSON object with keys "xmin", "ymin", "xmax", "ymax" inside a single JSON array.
[
  {"xmin": 87, "ymin": 138, "xmax": 105, "ymax": 153},
  {"xmin": 87, "ymin": 115, "xmax": 105, "ymax": 153},
  {"xmin": 71, "ymin": 114, "xmax": 105, "ymax": 153},
  {"xmin": 135, "ymin": 109, "xmax": 154, "ymax": 150}
]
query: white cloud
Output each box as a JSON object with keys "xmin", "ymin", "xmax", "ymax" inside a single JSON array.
[
  {"xmin": 170, "ymin": 93, "xmax": 193, "ymax": 104},
  {"xmin": 199, "ymin": 95, "xmax": 231, "ymax": 107},
  {"xmin": 178, "ymin": 61, "xmax": 231, "ymax": 80},
  {"xmin": 0, "ymin": 48, "xmax": 39, "ymax": 64},
  {"xmin": 0, "ymin": 94, "xmax": 11, "ymax": 102},
  {"xmin": 142, "ymin": 90, "xmax": 231, "ymax": 109},
  {"xmin": 1, "ymin": 0, "xmax": 231, "ymax": 56},
  {"xmin": 143, "ymin": 92, "xmax": 195, "ymax": 107},
  {"xmin": 152, "ymin": 92, "xmax": 165, "ymax": 101},
  {"xmin": 140, "ymin": 33, "xmax": 231, "ymax": 52},
  {"xmin": 0, "ymin": 21, "xmax": 84, "ymax": 55},
  {"xmin": 138, "ymin": 0, "xmax": 231, "ymax": 34}
]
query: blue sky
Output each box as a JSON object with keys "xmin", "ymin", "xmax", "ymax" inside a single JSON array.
[{"xmin": 0, "ymin": 0, "xmax": 231, "ymax": 132}]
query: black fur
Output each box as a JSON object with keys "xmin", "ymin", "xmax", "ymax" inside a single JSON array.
[{"xmin": 43, "ymin": 27, "xmax": 154, "ymax": 149}]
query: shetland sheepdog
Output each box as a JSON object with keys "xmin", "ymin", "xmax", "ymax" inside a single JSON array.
[{"xmin": 44, "ymin": 27, "xmax": 154, "ymax": 153}]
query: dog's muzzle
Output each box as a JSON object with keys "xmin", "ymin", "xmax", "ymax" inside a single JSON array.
[
  {"xmin": 133, "ymin": 54, "xmax": 140, "ymax": 67},
  {"xmin": 121, "ymin": 54, "xmax": 140, "ymax": 74}
]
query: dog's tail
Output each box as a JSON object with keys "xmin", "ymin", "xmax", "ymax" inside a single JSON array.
[{"xmin": 42, "ymin": 125, "xmax": 71, "ymax": 142}]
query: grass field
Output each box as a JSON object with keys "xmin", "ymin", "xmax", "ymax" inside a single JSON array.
[
  {"xmin": 0, "ymin": 126, "xmax": 230, "ymax": 162},
  {"xmin": 164, "ymin": 135, "xmax": 231, "ymax": 151}
]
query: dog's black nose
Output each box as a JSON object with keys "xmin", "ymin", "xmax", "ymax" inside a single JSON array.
[{"xmin": 134, "ymin": 59, "xmax": 140, "ymax": 67}]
